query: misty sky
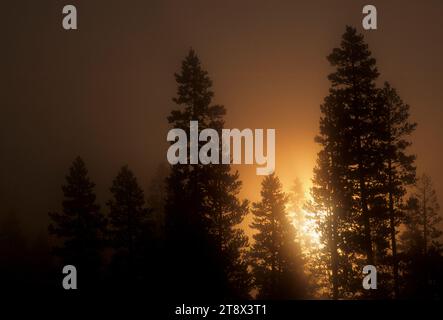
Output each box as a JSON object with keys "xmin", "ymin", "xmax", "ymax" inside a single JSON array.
[{"xmin": 2, "ymin": 0, "xmax": 443, "ymax": 234}]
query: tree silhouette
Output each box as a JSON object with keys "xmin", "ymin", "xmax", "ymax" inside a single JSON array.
[
  {"xmin": 328, "ymin": 26, "xmax": 382, "ymax": 270},
  {"xmin": 311, "ymin": 26, "xmax": 415, "ymax": 298},
  {"xmin": 400, "ymin": 174, "xmax": 442, "ymax": 298},
  {"xmin": 48, "ymin": 157, "xmax": 106, "ymax": 289},
  {"xmin": 312, "ymin": 26, "xmax": 382, "ymax": 298},
  {"xmin": 410, "ymin": 175, "xmax": 442, "ymax": 254},
  {"xmin": 106, "ymin": 165, "xmax": 152, "ymax": 288},
  {"xmin": 310, "ymin": 147, "xmax": 348, "ymax": 298},
  {"xmin": 165, "ymin": 49, "xmax": 251, "ymax": 299},
  {"xmin": 378, "ymin": 82, "xmax": 417, "ymax": 298},
  {"xmin": 249, "ymin": 174, "xmax": 306, "ymax": 299},
  {"xmin": 146, "ymin": 162, "xmax": 169, "ymax": 238}
]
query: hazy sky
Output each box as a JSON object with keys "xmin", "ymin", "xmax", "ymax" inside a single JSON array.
[{"xmin": 2, "ymin": 0, "xmax": 443, "ymax": 234}]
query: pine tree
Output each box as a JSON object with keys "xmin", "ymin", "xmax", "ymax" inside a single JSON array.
[
  {"xmin": 310, "ymin": 147, "xmax": 351, "ymax": 299},
  {"xmin": 205, "ymin": 170, "xmax": 251, "ymax": 299},
  {"xmin": 48, "ymin": 157, "xmax": 106, "ymax": 288},
  {"xmin": 146, "ymin": 162, "xmax": 169, "ymax": 237},
  {"xmin": 165, "ymin": 49, "xmax": 251, "ymax": 299},
  {"xmin": 327, "ymin": 26, "xmax": 382, "ymax": 269},
  {"xmin": 249, "ymin": 174, "xmax": 305, "ymax": 299},
  {"xmin": 401, "ymin": 174, "xmax": 442, "ymax": 298},
  {"xmin": 402, "ymin": 174, "xmax": 442, "ymax": 256},
  {"xmin": 106, "ymin": 165, "xmax": 152, "ymax": 287},
  {"xmin": 378, "ymin": 82, "xmax": 417, "ymax": 298},
  {"xmin": 312, "ymin": 26, "xmax": 395, "ymax": 298}
]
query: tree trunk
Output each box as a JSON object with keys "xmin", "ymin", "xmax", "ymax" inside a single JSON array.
[
  {"xmin": 358, "ymin": 151, "xmax": 374, "ymax": 266},
  {"xmin": 330, "ymin": 207, "xmax": 339, "ymax": 300},
  {"xmin": 388, "ymin": 160, "xmax": 399, "ymax": 298}
]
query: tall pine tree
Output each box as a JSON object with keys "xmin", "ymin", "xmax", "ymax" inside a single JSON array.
[
  {"xmin": 249, "ymin": 174, "xmax": 305, "ymax": 299},
  {"xmin": 378, "ymin": 82, "xmax": 417, "ymax": 298},
  {"xmin": 48, "ymin": 157, "xmax": 106, "ymax": 288},
  {"xmin": 165, "ymin": 49, "xmax": 251, "ymax": 299},
  {"xmin": 106, "ymin": 165, "xmax": 152, "ymax": 288},
  {"xmin": 312, "ymin": 26, "xmax": 401, "ymax": 298},
  {"xmin": 327, "ymin": 26, "xmax": 382, "ymax": 270}
]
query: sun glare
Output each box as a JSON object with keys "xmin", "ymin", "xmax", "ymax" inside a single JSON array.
[
  {"xmin": 285, "ymin": 187, "xmax": 322, "ymax": 252},
  {"xmin": 288, "ymin": 207, "xmax": 321, "ymax": 249}
]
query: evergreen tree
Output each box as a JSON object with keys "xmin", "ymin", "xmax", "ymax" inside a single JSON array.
[
  {"xmin": 311, "ymin": 26, "xmax": 399, "ymax": 298},
  {"xmin": 310, "ymin": 147, "xmax": 352, "ymax": 299},
  {"xmin": 146, "ymin": 162, "xmax": 169, "ymax": 237},
  {"xmin": 378, "ymin": 82, "xmax": 417, "ymax": 298},
  {"xmin": 205, "ymin": 170, "xmax": 251, "ymax": 299},
  {"xmin": 410, "ymin": 174, "xmax": 442, "ymax": 254},
  {"xmin": 165, "ymin": 49, "xmax": 251, "ymax": 299},
  {"xmin": 48, "ymin": 157, "xmax": 106, "ymax": 288},
  {"xmin": 402, "ymin": 175, "xmax": 442, "ymax": 256},
  {"xmin": 401, "ymin": 174, "xmax": 442, "ymax": 298},
  {"xmin": 106, "ymin": 165, "xmax": 152, "ymax": 287},
  {"xmin": 327, "ymin": 26, "xmax": 382, "ymax": 269},
  {"xmin": 249, "ymin": 174, "xmax": 305, "ymax": 299}
]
